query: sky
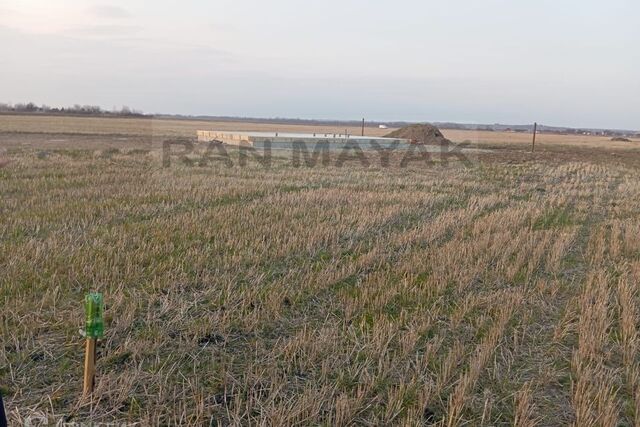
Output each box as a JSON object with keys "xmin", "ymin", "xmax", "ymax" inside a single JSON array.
[{"xmin": 0, "ymin": 0, "xmax": 638, "ymax": 129}]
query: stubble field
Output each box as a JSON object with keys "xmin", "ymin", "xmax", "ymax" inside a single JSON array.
[{"xmin": 1, "ymin": 115, "xmax": 640, "ymax": 425}]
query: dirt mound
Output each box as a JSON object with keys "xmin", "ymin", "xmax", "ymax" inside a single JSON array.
[
  {"xmin": 385, "ymin": 124, "xmax": 451, "ymax": 145},
  {"xmin": 611, "ymin": 137, "xmax": 632, "ymax": 142}
]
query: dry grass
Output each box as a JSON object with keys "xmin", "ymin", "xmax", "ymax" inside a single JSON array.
[
  {"xmin": 1, "ymin": 117, "xmax": 640, "ymax": 425},
  {"xmin": 1, "ymin": 114, "xmax": 639, "ymax": 150},
  {"xmin": 0, "ymin": 115, "xmax": 392, "ymax": 139}
]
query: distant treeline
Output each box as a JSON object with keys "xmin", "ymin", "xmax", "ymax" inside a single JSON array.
[
  {"xmin": 157, "ymin": 114, "xmax": 393, "ymax": 128},
  {"xmin": 431, "ymin": 122, "xmax": 637, "ymax": 137},
  {"xmin": 0, "ymin": 102, "xmax": 146, "ymax": 117},
  {"xmin": 160, "ymin": 115, "xmax": 638, "ymax": 137},
  {"xmin": 1, "ymin": 104, "xmax": 636, "ymax": 136}
]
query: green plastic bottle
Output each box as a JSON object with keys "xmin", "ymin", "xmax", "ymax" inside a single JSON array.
[{"xmin": 85, "ymin": 293, "xmax": 104, "ymax": 339}]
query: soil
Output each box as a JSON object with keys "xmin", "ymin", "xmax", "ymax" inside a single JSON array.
[{"xmin": 385, "ymin": 124, "xmax": 452, "ymax": 145}]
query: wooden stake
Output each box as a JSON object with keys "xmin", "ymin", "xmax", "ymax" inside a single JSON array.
[
  {"xmin": 532, "ymin": 122, "xmax": 537, "ymax": 153},
  {"xmin": 83, "ymin": 338, "xmax": 96, "ymax": 396}
]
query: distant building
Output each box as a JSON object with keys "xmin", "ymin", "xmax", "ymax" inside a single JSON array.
[{"xmin": 378, "ymin": 125, "xmax": 388, "ymax": 129}]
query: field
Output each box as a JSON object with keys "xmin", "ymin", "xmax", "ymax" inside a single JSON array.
[
  {"xmin": 1, "ymin": 114, "xmax": 638, "ymax": 151},
  {"xmin": 2, "ymin": 115, "xmax": 640, "ymax": 425}
]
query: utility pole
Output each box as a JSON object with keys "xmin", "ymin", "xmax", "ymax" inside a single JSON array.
[
  {"xmin": 532, "ymin": 122, "xmax": 537, "ymax": 153},
  {"xmin": 361, "ymin": 118, "xmax": 365, "ymax": 136}
]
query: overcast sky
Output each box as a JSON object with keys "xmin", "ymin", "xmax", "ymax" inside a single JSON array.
[{"xmin": 0, "ymin": 0, "xmax": 638, "ymax": 129}]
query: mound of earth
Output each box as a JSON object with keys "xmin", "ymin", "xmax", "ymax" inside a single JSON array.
[
  {"xmin": 385, "ymin": 124, "xmax": 451, "ymax": 145},
  {"xmin": 611, "ymin": 137, "xmax": 632, "ymax": 142}
]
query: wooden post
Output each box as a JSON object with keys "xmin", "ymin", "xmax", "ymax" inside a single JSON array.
[
  {"xmin": 532, "ymin": 122, "xmax": 537, "ymax": 152},
  {"xmin": 83, "ymin": 338, "xmax": 97, "ymax": 396},
  {"xmin": 361, "ymin": 118, "xmax": 365, "ymax": 136}
]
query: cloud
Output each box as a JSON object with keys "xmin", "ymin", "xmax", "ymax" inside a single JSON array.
[
  {"xmin": 89, "ymin": 5, "xmax": 130, "ymax": 19},
  {"xmin": 69, "ymin": 24, "xmax": 140, "ymax": 37},
  {"xmin": 0, "ymin": 6, "xmax": 15, "ymax": 16}
]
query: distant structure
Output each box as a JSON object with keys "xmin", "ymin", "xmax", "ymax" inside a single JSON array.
[
  {"xmin": 378, "ymin": 124, "xmax": 388, "ymax": 129},
  {"xmin": 196, "ymin": 131, "xmax": 406, "ymax": 150}
]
